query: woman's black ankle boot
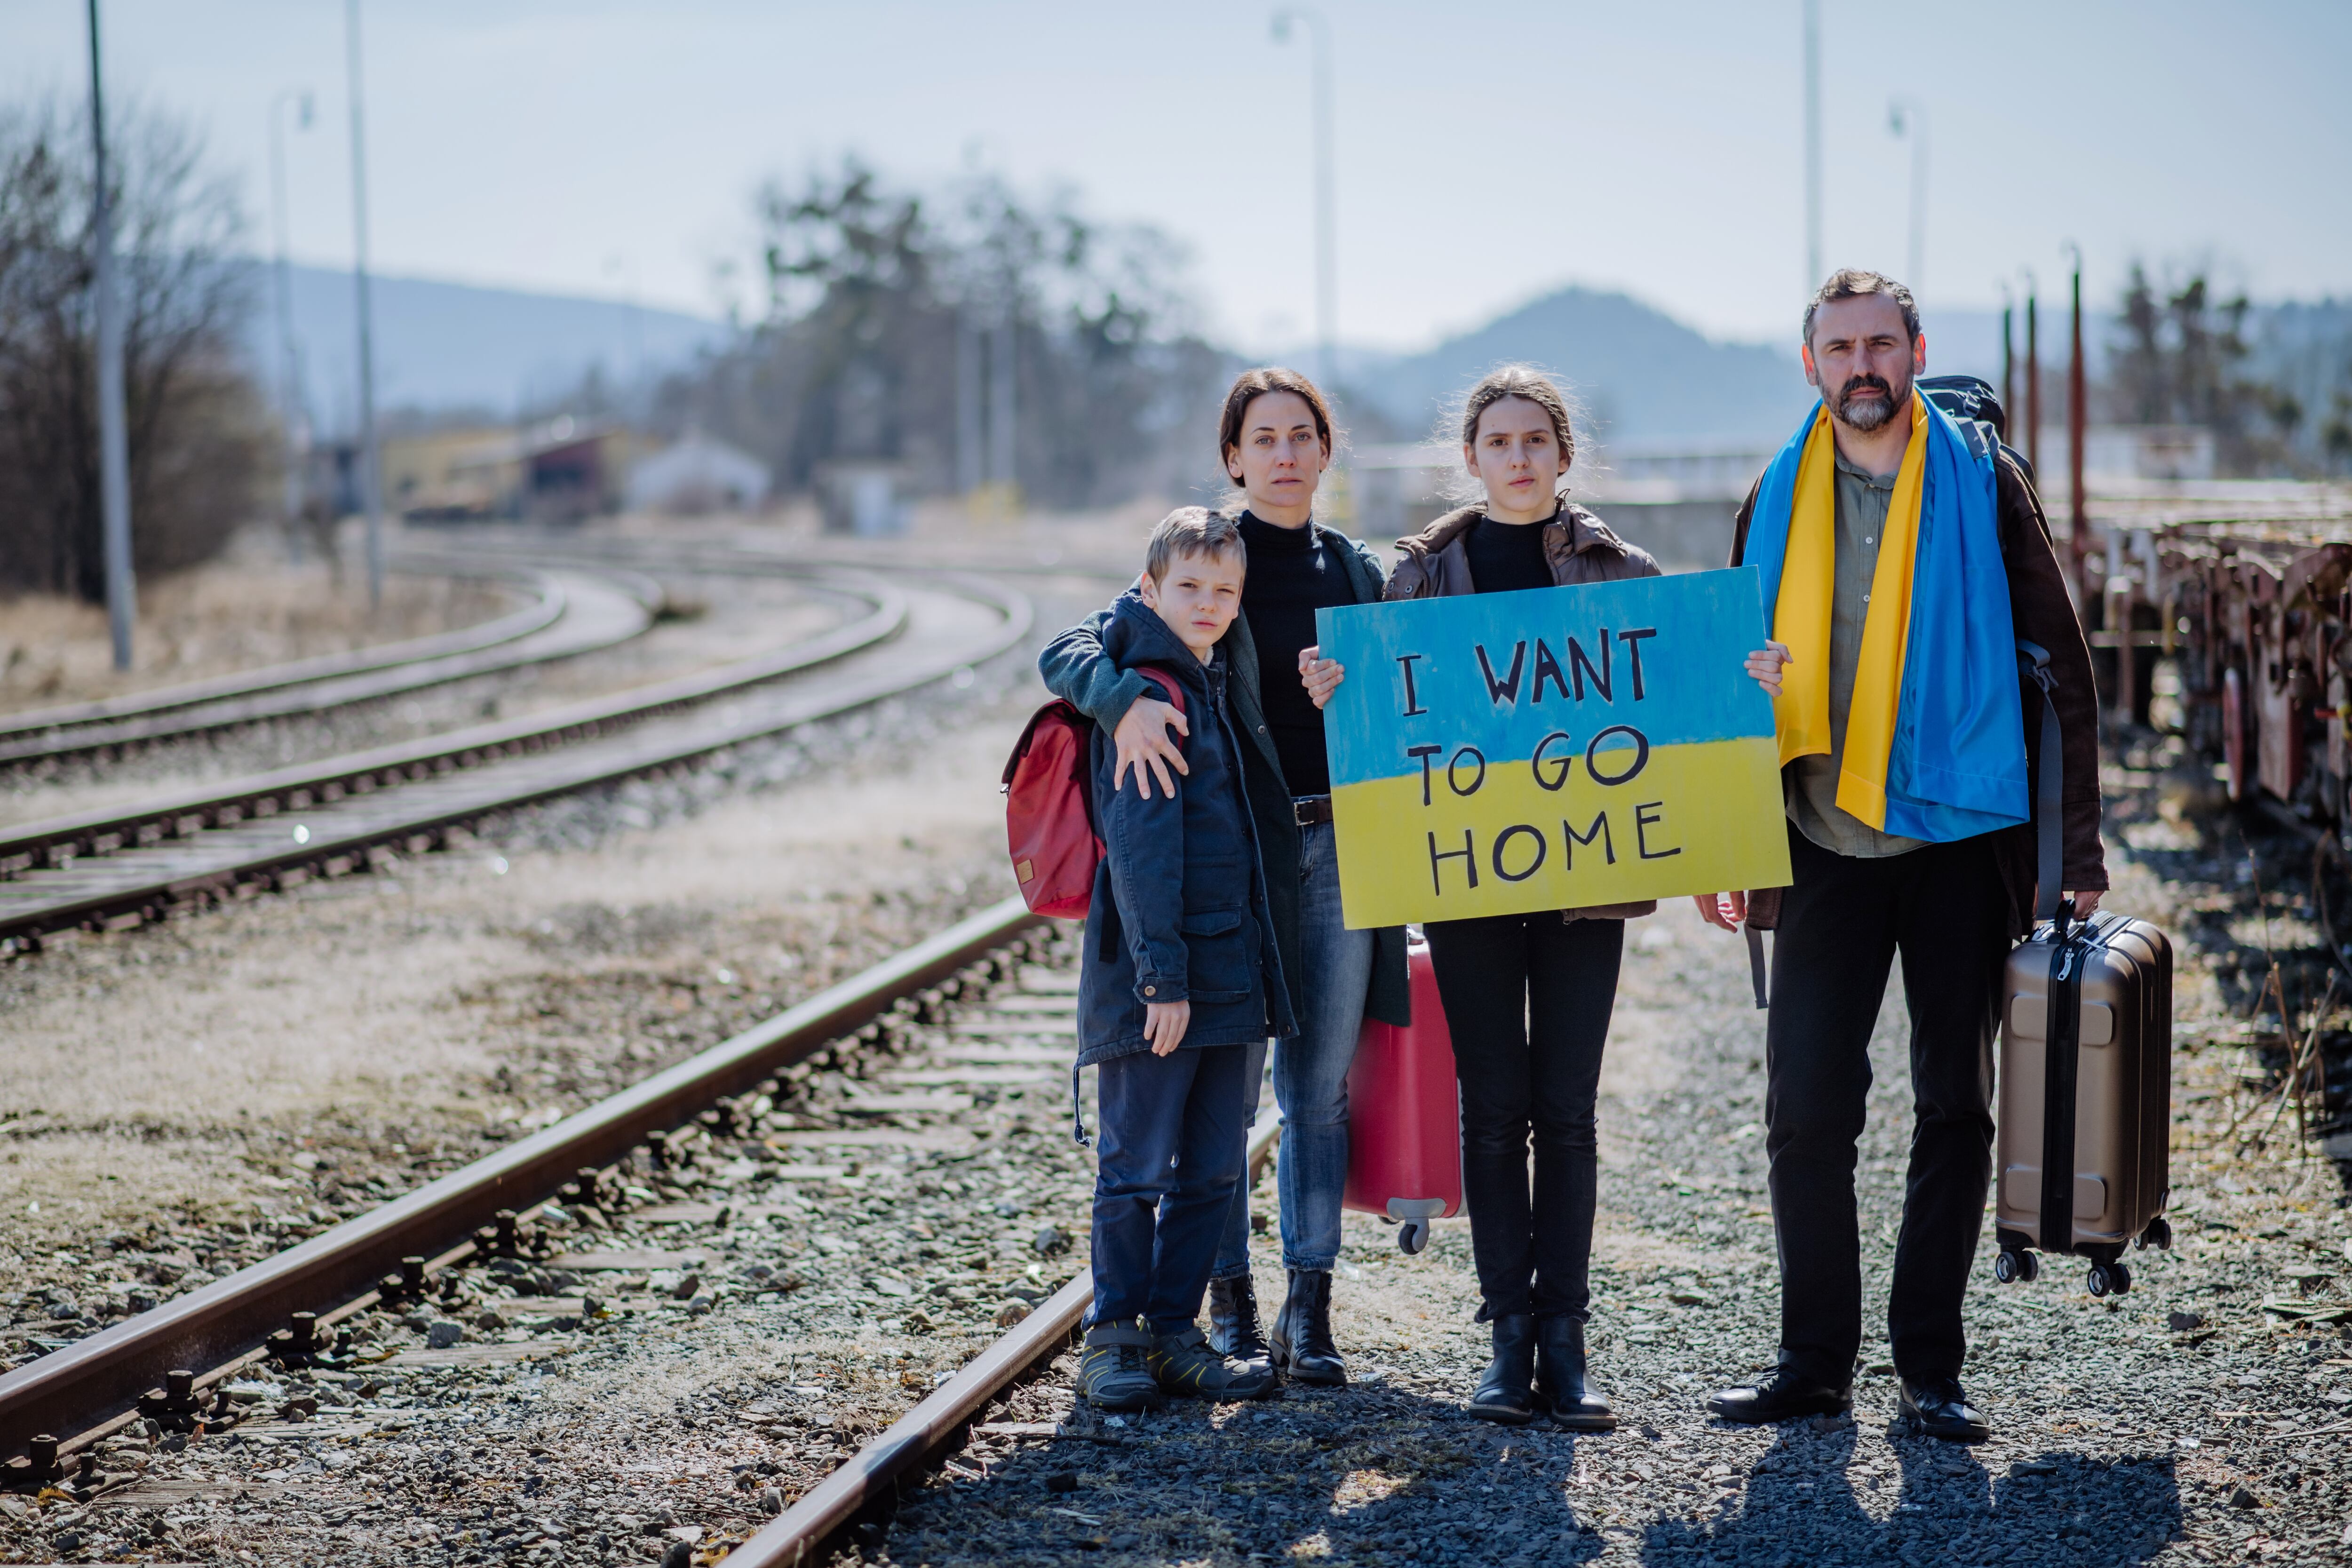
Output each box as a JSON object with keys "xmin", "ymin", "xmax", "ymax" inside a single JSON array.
[
  {"xmin": 1468, "ymin": 1314, "xmax": 1539, "ymax": 1425},
  {"xmin": 1534, "ymin": 1314, "xmax": 1618, "ymax": 1432},
  {"xmin": 1270, "ymin": 1269, "xmax": 1346, "ymax": 1386},
  {"xmin": 1208, "ymin": 1275, "xmax": 1269, "ymax": 1366}
]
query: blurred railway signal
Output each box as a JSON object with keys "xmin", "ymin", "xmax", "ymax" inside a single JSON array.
[
  {"xmin": 85, "ymin": 0, "xmax": 136, "ymax": 670},
  {"xmin": 2066, "ymin": 242, "xmax": 2089, "ymax": 600}
]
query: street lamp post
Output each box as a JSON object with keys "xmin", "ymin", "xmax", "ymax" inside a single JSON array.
[
  {"xmin": 1271, "ymin": 8, "xmax": 1335, "ymax": 389},
  {"xmin": 86, "ymin": 0, "xmax": 135, "ymax": 670},
  {"xmin": 1802, "ymin": 0, "xmax": 1822, "ymax": 292},
  {"xmin": 1887, "ymin": 97, "xmax": 1927, "ymax": 294},
  {"xmin": 270, "ymin": 88, "xmax": 314, "ymax": 562},
  {"xmin": 345, "ymin": 0, "xmax": 384, "ymax": 610}
]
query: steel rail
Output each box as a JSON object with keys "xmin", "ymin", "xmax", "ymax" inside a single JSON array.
[
  {"xmin": 0, "ymin": 897, "xmax": 1046, "ymax": 1465},
  {"xmin": 0, "ymin": 565, "xmax": 664, "ymax": 770},
  {"xmin": 0, "ymin": 574, "xmax": 1031, "ymax": 946},
  {"xmin": 0, "ymin": 568, "xmax": 904, "ymax": 881},
  {"xmin": 0, "ymin": 562, "xmax": 572, "ymax": 742},
  {"xmin": 731, "ymin": 1106, "xmax": 1285, "ymax": 1568}
]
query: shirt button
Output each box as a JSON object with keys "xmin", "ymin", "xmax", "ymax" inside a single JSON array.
[
  {"xmin": 1864, "ymin": 536, "xmax": 1874, "ymax": 544},
  {"xmin": 1863, "ymin": 593, "xmax": 1872, "ymax": 603}
]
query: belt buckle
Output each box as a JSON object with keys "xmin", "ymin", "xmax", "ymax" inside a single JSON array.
[{"xmin": 1294, "ymin": 796, "xmax": 1329, "ymax": 828}]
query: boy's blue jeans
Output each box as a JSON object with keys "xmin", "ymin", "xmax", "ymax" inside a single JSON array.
[
  {"xmin": 1089, "ymin": 1042, "xmax": 1248, "ymax": 1333},
  {"xmin": 1211, "ymin": 819, "xmax": 1373, "ymax": 1279}
]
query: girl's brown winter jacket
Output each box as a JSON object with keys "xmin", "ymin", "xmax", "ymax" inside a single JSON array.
[{"xmin": 1385, "ymin": 501, "xmax": 1664, "ymax": 923}]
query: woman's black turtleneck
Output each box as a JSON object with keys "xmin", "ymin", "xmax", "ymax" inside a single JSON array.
[{"xmin": 1235, "ymin": 511, "xmax": 1351, "ymax": 797}]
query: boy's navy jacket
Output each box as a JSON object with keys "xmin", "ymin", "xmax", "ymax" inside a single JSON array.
[{"xmin": 1076, "ymin": 591, "xmax": 1297, "ymax": 1067}]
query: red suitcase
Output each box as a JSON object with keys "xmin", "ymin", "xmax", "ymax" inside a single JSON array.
[{"xmin": 1342, "ymin": 934, "xmax": 1464, "ymax": 1254}]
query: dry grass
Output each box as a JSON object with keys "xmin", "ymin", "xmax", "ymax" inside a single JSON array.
[{"xmin": 0, "ymin": 554, "xmax": 511, "ymax": 714}]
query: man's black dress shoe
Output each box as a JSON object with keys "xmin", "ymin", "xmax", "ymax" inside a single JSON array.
[
  {"xmin": 1706, "ymin": 1364, "xmax": 1852, "ymax": 1425},
  {"xmin": 1897, "ymin": 1377, "xmax": 1989, "ymax": 1443}
]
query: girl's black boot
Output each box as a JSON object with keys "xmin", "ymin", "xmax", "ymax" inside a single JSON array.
[
  {"xmin": 1534, "ymin": 1314, "xmax": 1618, "ymax": 1432},
  {"xmin": 1467, "ymin": 1313, "xmax": 1539, "ymax": 1425}
]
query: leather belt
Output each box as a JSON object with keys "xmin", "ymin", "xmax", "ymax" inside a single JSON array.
[{"xmin": 1293, "ymin": 796, "xmax": 1334, "ymax": 827}]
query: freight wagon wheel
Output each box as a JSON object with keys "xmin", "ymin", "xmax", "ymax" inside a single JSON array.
[{"xmin": 1398, "ymin": 1219, "xmax": 1430, "ymax": 1255}]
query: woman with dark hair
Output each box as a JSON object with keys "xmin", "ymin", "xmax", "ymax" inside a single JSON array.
[{"xmin": 1037, "ymin": 367, "xmax": 1410, "ymax": 1387}]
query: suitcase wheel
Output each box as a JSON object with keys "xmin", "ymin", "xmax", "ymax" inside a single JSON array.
[
  {"xmin": 1994, "ymin": 1249, "xmax": 2038, "ymax": 1285},
  {"xmin": 2086, "ymin": 1261, "xmax": 2131, "ymax": 1297},
  {"xmin": 1398, "ymin": 1219, "xmax": 1430, "ymax": 1256},
  {"xmin": 2137, "ymin": 1217, "xmax": 2172, "ymax": 1251}
]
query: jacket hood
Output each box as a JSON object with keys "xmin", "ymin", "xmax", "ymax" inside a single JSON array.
[
  {"xmin": 1392, "ymin": 501, "xmax": 1632, "ymax": 565},
  {"xmin": 1102, "ymin": 589, "xmax": 1216, "ymax": 677}
]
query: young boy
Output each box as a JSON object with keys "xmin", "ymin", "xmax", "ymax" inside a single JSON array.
[{"xmin": 1072, "ymin": 508, "xmax": 1295, "ymax": 1410}]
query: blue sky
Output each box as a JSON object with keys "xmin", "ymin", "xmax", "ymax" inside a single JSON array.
[{"xmin": 7, "ymin": 0, "xmax": 2347, "ymax": 350}]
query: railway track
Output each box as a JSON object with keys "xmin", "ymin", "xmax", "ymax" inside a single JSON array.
[
  {"xmin": 0, "ymin": 563, "xmax": 660, "ymax": 771},
  {"xmin": 0, "ymin": 896, "xmax": 1260, "ymax": 1568},
  {"xmin": 0, "ymin": 571, "xmax": 1029, "ymax": 952}
]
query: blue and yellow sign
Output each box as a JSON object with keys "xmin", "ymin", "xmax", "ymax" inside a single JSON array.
[{"xmin": 1314, "ymin": 568, "xmax": 1793, "ymax": 929}]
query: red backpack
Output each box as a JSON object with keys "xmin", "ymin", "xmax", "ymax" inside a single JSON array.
[{"xmin": 1001, "ymin": 668, "xmax": 1185, "ymax": 919}]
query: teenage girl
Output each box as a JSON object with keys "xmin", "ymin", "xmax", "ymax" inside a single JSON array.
[
  {"xmin": 1038, "ymin": 368, "xmax": 1409, "ymax": 1385},
  {"xmin": 1311, "ymin": 365, "xmax": 1660, "ymax": 1427}
]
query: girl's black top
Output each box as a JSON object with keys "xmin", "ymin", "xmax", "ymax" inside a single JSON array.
[
  {"xmin": 1463, "ymin": 511, "xmax": 1557, "ymax": 595},
  {"xmin": 1235, "ymin": 511, "xmax": 1351, "ymax": 797}
]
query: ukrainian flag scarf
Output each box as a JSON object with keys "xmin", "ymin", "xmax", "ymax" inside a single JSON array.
[{"xmin": 1743, "ymin": 389, "xmax": 2030, "ymax": 842}]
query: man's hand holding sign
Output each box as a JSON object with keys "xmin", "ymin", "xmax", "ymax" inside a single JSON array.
[{"xmin": 1311, "ymin": 569, "xmax": 1795, "ymax": 929}]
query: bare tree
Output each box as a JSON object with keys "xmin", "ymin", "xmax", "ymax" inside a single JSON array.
[
  {"xmin": 0, "ymin": 97, "xmax": 269, "ymax": 602},
  {"xmin": 653, "ymin": 159, "xmax": 1221, "ymax": 509}
]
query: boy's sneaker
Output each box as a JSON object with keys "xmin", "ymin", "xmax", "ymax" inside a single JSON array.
[
  {"xmin": 1150, "ymin": 1326, "xmax": 1277, "ymax": 1401},
  {"xmin": 1078, "ymin": 1324, "xmax": 1164, "ymax": 1412}
]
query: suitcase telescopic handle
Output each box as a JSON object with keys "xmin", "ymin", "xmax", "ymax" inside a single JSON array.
[{"xmin": 2018, "ymin": 639, "xmax": 2064, "ymax": 927}]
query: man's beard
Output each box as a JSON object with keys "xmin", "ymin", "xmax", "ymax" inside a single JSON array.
[{"xmin": 1833, "ymin": 372, "xmax": 1907, "ymax": 431}]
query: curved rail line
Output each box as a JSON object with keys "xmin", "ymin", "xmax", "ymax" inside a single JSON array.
[
  {"xmin": 0, "ymin": 571, "xmax": 1030, "ymax": 949},
  {"xmin": 0, "ymin": 898, "xmax": 1043, "ymax": 1470},
  {"xmin": 0, "ymin": 563, "xmax": 664, "ymax": 769},
  {"xmin": 0, "ymin": 896, "xmax": 1277, "ymax": 1568}
]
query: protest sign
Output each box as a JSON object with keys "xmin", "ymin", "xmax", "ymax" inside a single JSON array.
[{"xmin": 1313, "ymin": 567, "xmax": 1792, "ymax": 929}]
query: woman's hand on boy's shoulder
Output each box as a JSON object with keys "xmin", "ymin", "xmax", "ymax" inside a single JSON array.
[{"xmin": 1113, "ymin": 697, "xmax": 1189, "ymax": 798}]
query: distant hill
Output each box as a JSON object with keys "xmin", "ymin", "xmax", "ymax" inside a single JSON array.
[
  {"xmin": 1336, "ymin": 287, "xmax": 1816, "ymax": 449},
  {"xmin": 244, "ymin": 264, "xmax": 728, "ymax": 428}
]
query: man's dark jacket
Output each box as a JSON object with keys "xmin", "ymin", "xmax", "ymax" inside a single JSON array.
[
  {"xmin": 1037, "ymin": 523, "xmax": 1411, "ymax": 1029},
  {"xmin": 1731, "ymin": 447, "xmax": 2108, "ymax": 936},
  {"xmin": 1075, "ymin": 592, "xmax": 1298, "ymax": 1066}
]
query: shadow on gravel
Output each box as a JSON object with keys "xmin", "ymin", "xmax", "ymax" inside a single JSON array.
[
  {"xmin": 1639, "ymin": 1423, "xmax": 2181, "ymax": 1567},
  {"xmin": 891, "ymin": 1385, "xmax": 1621, "ymax": 1564}
]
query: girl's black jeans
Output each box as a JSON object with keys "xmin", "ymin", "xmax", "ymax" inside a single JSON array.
[{"xmin": 1423, "ymin": 912, "xmax": 1624, "ymax": 1322}]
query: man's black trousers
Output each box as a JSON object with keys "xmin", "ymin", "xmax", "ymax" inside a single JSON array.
[{"xmin": 1764, "ymin": 825, "xmax": 2010, "ymax": 1387}]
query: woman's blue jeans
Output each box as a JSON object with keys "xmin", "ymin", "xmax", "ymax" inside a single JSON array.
[{"xmin": 1212, "ymin": 818, "xmax": 1373, "ymax": 1278}]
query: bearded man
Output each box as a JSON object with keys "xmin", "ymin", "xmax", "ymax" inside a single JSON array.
[{"xmin": 1694, "ymin": 270, "xmax": 2107, "ymax": 1443}]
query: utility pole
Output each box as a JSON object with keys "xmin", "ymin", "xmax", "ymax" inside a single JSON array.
[
  {"xmin": 345, "ymin": 0, "xmax": 384, "ymax": 609},
  {"xmin": 954, "ymin": 313, "xmax": 983, "ymax": 498},
  {"xmin": 2023, "ymin": 274, "xmax": 2041, "ymax": 478},
  {"xmin": 86, "ymin": 0, "xmax": 135, "ymax": 670},
  {"xmin": 2066, "ymin": 243, "xmax": 2089, "ymax": 599},
  {"xmin": 1887, "ymin": 97, "xmax": 1926, "ymax": 294},
  {"xmin": 1272, "ymin": 8, "xmax": 1335, "ymax": 388},
  {"xmin": 270, "ymin": 88, "xmax": 314, "ymax": 562},
  {"xmin": 1802, "ymin": 0, "xmax": 1822, "ymax": 292}
]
